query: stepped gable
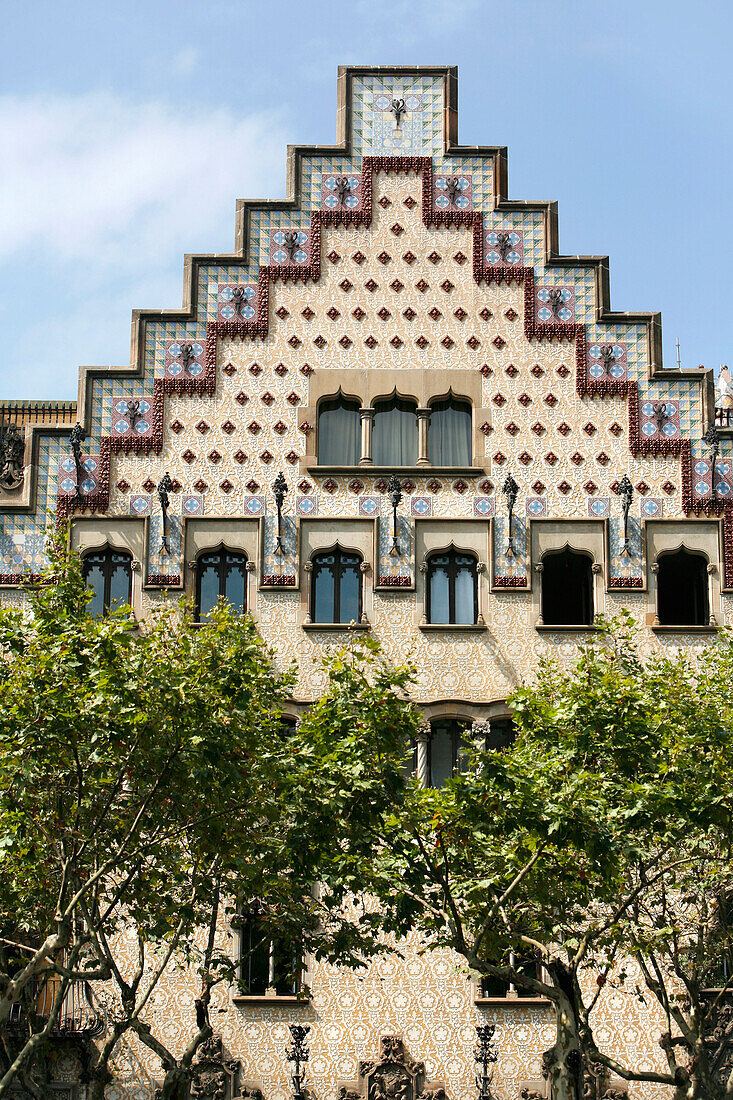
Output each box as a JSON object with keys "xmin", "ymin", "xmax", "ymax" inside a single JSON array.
[{"xmin": 0, "ymin": 65, "xmax": 726, "ymax": 586}]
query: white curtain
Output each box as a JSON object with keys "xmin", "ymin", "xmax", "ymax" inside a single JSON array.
[
  {"xmin": 318, "ymin": 396, "xmax": 360, "ymax": 465},
  {"xmin": 373, "ymin": 396, "xmax": 418, "ymax": 465},
  {"xmin": 428, "ymin": 397, "xmax": 472, "ymax": 466}
]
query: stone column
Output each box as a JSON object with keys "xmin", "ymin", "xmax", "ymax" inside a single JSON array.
[
  {"xmin": 416, "ymin": 407, "xmax": 431, "ymax": 466},
  {"xmin": 359, "ymin": 408, "xmax": 375, "ymax": 465},
  {"xmin": 415, "ymin": 720, "xmax": 432, "ymax": 789}
]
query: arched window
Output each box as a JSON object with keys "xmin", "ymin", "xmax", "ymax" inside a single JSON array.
[
  {"xmin": 541, "ymin": 548, "xmax": 594, "ymax": 627},
  {"xmin": 428, "ymin": 395, "xmax": 472, "ymax": 466},
  {"xmin": 426, "ymin": 548, "xmax": 478, "ymax": 625},
  {"xmin": 657, "ymin": 548, "xmax": 709, "ymax": 626},
  {"xmin": 82, "ymin": 548, "xmax": 132, "ymax": 616},
  {"xmin": 373, "ymin": 395, "xmax": 418, "ymax": 466},
  {"xmin": 311, "ymin": 547, "xmax": 362, "ymax": 624},
  {"xmin": 195, "ymin": 548, "xmax": 247, "ymax": 620},
  {"xmin": 317, "ymin": 393, "xmax": 361, "ymax": 466}
]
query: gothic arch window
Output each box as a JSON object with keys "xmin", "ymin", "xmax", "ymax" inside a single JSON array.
[
  {"xmin": 540, "ymin": 548, "xmax": 594, "ymax": 627},
  {"xmin": 428, "ymin": 394, "xmax": 472, "ymax": 466},
  {"xmin": 317, "ymin": 392, "xmax": 361, "ymax": 466},
  {"xmin": 426, "ymin": 547, "xmax": 478, "ymax": 625},
  {"xmin": 195, "ymin": 547, "xmax": 247, "ymax": 620},
  {"xmin": 311, "ymin": 546, "xmax": 363, "ymax": 624},
  {"xmin": 82, "ymin": 548, "xmax": 133, "ymax": 617},
  {"xmin": 656, "ymin": 547, "xmax": 709, "ymax": 626},
  {"xmin": 372, "ymin": 394, "xmax": 418, "ymax": 466}
]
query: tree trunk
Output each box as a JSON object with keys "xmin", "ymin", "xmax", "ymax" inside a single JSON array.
[{"xmin": 545, "ymin": 962, "xmax": 584, "ymax": 1100}]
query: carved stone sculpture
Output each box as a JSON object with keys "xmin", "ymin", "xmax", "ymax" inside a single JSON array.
[
  {"xmin": 338, "ymin": 1035, "xmax": 446, "ymax": 1100},
  {"xmin": 190, "ymin": 1034, "xmax": 240, "ymax": 1100},
  {"xmin": 0, "ymin": 425, "xmax": 24, "ymax": 490}
]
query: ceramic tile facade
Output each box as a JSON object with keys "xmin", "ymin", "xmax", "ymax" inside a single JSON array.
[{"xmin": 1, "ymin": 66, "xmax": 728, "ymax": 1098}]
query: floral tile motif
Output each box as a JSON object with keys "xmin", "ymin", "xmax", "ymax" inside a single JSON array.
[
  {"xmin": 110, "ymin": 399, "xmax": 152, "ymax": 438},
  {"xmin": 588, "ymin": 498, "xmax": 610, "ymax": 518},
  {"xmin": 535, "ymin": 286, "xmax": 575, "ymax": 324},
  {"xmin": 640, "ymin": 498, "xmax": 663, "ymax": 518},
  {"xmin": 359, "ymin": 496, "xmax": 382, "ymax": 517},
  {"xmin": 525, "ymin": 497, "xmax": 547, "ymax": 517},
  {"xmin": 217, "ymin": 284, "xmax": 257, "ymax": 322},
  {"xmin": 410, "ymin": 496, "xmax": 432, "ymax": 517},
  {"xmin": 181, "ymin": 494, "xmax": 204, "ymax": 516},
  {"xmin": 164, "ymin": 340, "xmax": 204, "ymax": 379},
  {"xmin": 270, "ymin": 229, "xmax": 310, "ymax": 266},
  {"xmin": 321, "ymin": 175, "xmax": 362, "ymax": 211},
  {"xmin": 434, "ymin": 175, "xmax": 472, "ymax": 211},
  {"xmin": 242, "ymin": 495, "xmax": 266, "ymax": 516},
  {"xmin": 295, "ymin": 495, "xmax": 318, "ymax": 517},
  {"xmin": 587, "ymin": 343, "xmax": 627, "ymax": 382},
  {"xmin": 57, "ymin": 456, "xmax": 100, "ymax": 497},
  {"xmin": 485, "ymin": 230, "xmax": 523, "ymax": 266},
  {"xmin": 639, "ymin": 400, "xmax": 680, "ymax": 440},
  {"xmin": 129, "ymin": 494, "xmax": 152, "ymax": 516},
  {"xmin": 472, "ymin": 496, "xmax": 495, "ymax": 518}
]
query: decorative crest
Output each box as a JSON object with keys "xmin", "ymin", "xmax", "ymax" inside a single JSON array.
[
  {"xmin": 495, "ymin": 230, "xmax": 512, "ymax": 263},
  {"xmin": 179, "ymin": 342, "xmax": 195, "ymax": 374},
  {"xmin": 336, "ymin": 177, "xmax": 351, "ymax": 206},
  {"xmin": 283, "ymin": 231, "xmax": 300, "ymax": 262}
]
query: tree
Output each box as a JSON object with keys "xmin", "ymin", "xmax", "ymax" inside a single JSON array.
[
  {"xmin": 0, "ymin": 532, "xmax": 415, "ymax": 1099},
  {"xmin": 317, "ymin": 617, "xmax": 733, "ymax": 1100}
]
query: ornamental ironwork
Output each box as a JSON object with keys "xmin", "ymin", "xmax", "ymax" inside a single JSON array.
[
  {"xmin": 286, "ymin": 1024, "xmax": 310, "ymax": 1100},
  {"xmin": 0, "ymin": 423, "xmax": 24, "ymax": 491},
  {"xmin": 272, "ymin": 471, "xmax": 289, "ymax": 555},
  {"xmin": 617, "ymin": 475, "xmax": 634, "ymax": 556},
  {"xmin": 474, "ymin": 1024, "xmax": 498, "ymax": 1100},
  {"xmin": 387, "ymin": 475, "xmax": 403, "ymax": 557}
]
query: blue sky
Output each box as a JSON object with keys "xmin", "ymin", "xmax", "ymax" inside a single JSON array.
[{"xmin": 0, "ymin": 0, "xmax": 730, "ymax": 399}]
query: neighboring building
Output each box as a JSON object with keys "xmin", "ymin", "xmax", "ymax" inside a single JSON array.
[{"xmin": 1, "ymin": 65, "xmax": 729, "ymax": 1099}]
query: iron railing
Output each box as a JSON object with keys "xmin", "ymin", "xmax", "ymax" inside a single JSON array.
[{"xmin": 6, "ymin": 977, "xmax": 103, "ymax": 1038}]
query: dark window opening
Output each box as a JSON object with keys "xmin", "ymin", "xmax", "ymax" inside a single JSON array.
[
  {"xmin": 428, "ymin": 395, "xmax": 472, "ymax": 467},
  {"xmin": 427, "ymin": 548, "xmax": 478, "ymax": 625},
  {"xmin": 373, "ymin": 395, "xmax": 418, "ymax": 466},
  {"xmin": 481, "ymin": 953, "xmax": 541, "ymax": 999},
  {"xmin": 487, "ymin": 717, "xmax": 515, "ymax": 750},
  {"xmin": 239, "ymin": 916, "xmax": 301, "ymax": 997},
  {"xmin": 656, "ymin": 548, "xmax": 709, "ymax": 626},
  {"xmin": 195, "ymin": 548, "xmax": 247, "ymax": 620},
  {"xmin": 429, "ymin": 719, "xmax": 470, "ymax": 787},
  {"xmin": 317, "ymin": 394, "xmax": 361, "ymax": 466},
  {"xmin": 311, "ymin": 547, "xmax": 362, "ymax": 624},
  {"xmin": 541, "ymin": 548, "xmax": 594, "ymax": 627},
  {"xmin": 82, "ymin": 548, "xmax": 133, "ymax": 617}
]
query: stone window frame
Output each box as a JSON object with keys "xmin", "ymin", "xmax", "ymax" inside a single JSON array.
[
  {"xmin": 646, "ymin": 520, "xmax": 721, "ymax": 633},
  {"xmin": 530, "ymin": 520, "xmax": 605, "ymax": 632},
  {"xmin": 415, "ymin": 519, "xmax": 489, "ymax": 631},
  {"xmin": 298, "ymin": 518, "xmax": 375, "ymax": 632},
  {"xmin": 183, "ymin": 519, "xmax": 259, "ymax": 622},
  {"xmin": 70, "ymin": 517, "xmax": 145, "ymax": 619},
  {"xmin": 302, "ymin": 368, "xmax": 489, "ymax": 474}
]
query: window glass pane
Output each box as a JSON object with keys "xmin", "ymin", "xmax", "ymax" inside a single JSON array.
[
  {"xmin": 428, "ymin": 558, "xmax": 450, "ymax": 624},
  {"xmin": 338, "ymin": 558, "xmax": 360, "ymax": 624},
  {"xmin": 454, "ymin": 559, "xmax": 476, "ymax": 624},
  {"xmin": 198, "ymin": 561, "xmax": 220, "ymax": 618},
  {"xmin": 373, "ymin": 397, "xmax": 417, "ymax": 466},
  {"xmin": 430, "ymin": 723, "xmax": 454, "ymax": 787},
  {"xmin": 240, "ymin": 918, "xmax": 270, "ymax": 995},
  {"xmin": 313, "ymin": 556, "xmax": 335, "ymax": 622},
  {"xmin": 428, "ymin": 398, "xmax": 472, "ymax": 466},
  {"xmin": 273, "ymin": 937, "xmax": 301, "ymax": 996},
  {"xmin": 84, "ymin": 563, "xmax": 105, "ymax": 618},
  {"xmin": 318, "ymin": 397, "xmax": 360, "ymax": 465},
  {"xmin": 223, "ymin": 555, "xmax": 247, "ymax": 613},
  {"xmin": 107, "ymin": 555, "xmax": 132, "ymax": 611}
]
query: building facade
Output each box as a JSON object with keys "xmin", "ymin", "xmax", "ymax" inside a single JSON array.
[{"xmin": 0, "ymin": 65, "xmax": 729, "ymax": 1099}]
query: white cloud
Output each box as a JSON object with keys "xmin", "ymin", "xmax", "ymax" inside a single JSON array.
[
  {"xmin": 0, "ymin": 91, "xmax": 292, "ymax": 397},
  {"xmin": 0, "ymin": 92, "xmax": 291, "ymax": 271}
]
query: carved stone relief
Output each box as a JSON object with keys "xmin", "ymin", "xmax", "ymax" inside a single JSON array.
[{"xmin": 338, "ymin": 1036, "xmax": 447, "ymax": 1100}]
